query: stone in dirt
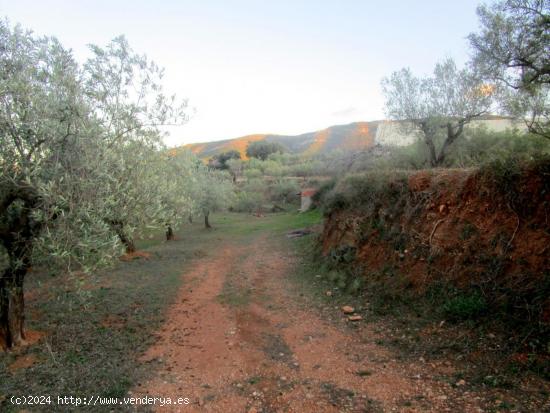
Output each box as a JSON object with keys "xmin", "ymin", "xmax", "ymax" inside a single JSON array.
[
  {"xmin": 341, "ymin": 306, "xmax": 355, "ymax": 314},
  {"xmin": 348, "ymin": 315, "xmax": 362, "ymax": 321}
]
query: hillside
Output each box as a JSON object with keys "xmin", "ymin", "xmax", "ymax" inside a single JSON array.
[
  {"xmin": 184, "ymin": 121, "xmax": 378, "ymax": 159},
  {"xmin": 182, "ymin": 116, "xmax": 519, "ymax": 160}
]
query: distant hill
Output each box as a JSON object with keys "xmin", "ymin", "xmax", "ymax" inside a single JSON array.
[
  {"xmin": 181, "ymin": 116, "xmax": 519, "ymax": 160},
  {"xmin": 183, "ymin": 121, "xmax": 378, "ymax": 160}
]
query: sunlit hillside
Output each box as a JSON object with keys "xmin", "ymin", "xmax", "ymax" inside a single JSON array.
[
  {"xmin": 182, "ymin": 116, "xmax": 520, "ymax": 160},
  {"xmin": 183, "ymin": 121, "xmax": 377, "ymax": 159}
]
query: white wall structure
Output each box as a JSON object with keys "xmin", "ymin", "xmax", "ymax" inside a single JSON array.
[
  {"xmin": 300, "ymin": 188, "xmax": 316, "ymax": 212},
  {"xmin": 374, "ymin": 118, "xmax": 525, "ymax": 147},
  {"xmin": 374, "ymin": 121, "xmax": 418, "ymax": 146}
]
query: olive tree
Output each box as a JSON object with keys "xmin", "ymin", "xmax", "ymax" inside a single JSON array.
[
  {"xmin": 191, "ymin": 166, "xmax": 234, "ymax": 228},
  {"xmin": 83, "ymin": 36, "xmax": 188, "ymax": 252},
  {"xmin": 468, "ymin": 0, "xmax": 550, "ymax": 138},
  {"xmin": 161, "ymin": 149, "xmax": 199, "ymax": 240},
  {"xmin": 208, "ymin": 150, "xmax": 241, "ymax": 170},
  {"xmin": 381, "ymin": 58, "xmax": 493, "ymax": 167},
  {"xmin": 226, "ymin": 158, "xmax": 244, "ymax": 183},
  {"xmin": 246, "ymin": 141, "xmax": 286, "ymax": 160},
  {"xmin": 0, "ymin": 22, "xmax": 188, "ymax": 349},
  {"xmin": 0, "ymin": 22, "xmax": 111, "ymax": 349}
]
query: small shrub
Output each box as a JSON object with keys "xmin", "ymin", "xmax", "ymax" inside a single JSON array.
[
  {"xmin": 329, "ymin": 245, "xmax": 356, "ymax": 264},
  {"xmin": 478, "ymin": 155, "xmax": 550, "ymax": 217},
  {"xmin": 326, "ymin": 269, "xmax": 349, "ymax": 289},
  {"xmin": 322, "ymin": 171, "xmax": 408, "ymax": 213},
  {"xmin": 346, "ymin": 276, "xmax": 365, "ymax": 295},
  {"xmin": 460, "ymin": 222, "xmax": 478, "ymax": 240},
  {"xmin": 443, "ymin": 293, "xmax": 487, "ymax": 321},
  {"xmin": 270, "ymin": 180, "xmax": 300, "ymax": 204},
  {"xmin": 244, "ymin": 168, "xmax": 262, "ymax": 180},
  {"xmin": 312, "ymin": 179, "xmax": 336, "ymax": 208},
  {"xmin": 231, "ymin": 191, "xmax": 264, "ymax": 212}
]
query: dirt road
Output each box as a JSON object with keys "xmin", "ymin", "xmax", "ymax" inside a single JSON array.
[{"xmin": 133, "ymin": 232, "xmax": 532, "ymax": 413}]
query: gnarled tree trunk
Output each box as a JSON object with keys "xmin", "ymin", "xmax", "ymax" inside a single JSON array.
[
  {"xmin": 0, "ymin": 261, "xmax": 28, "ymax": 350},
  {"xmin": 166, "ymin": 225, "xmax": 175, "ymax": 241},
  {"xmin": 108, "ymin": 220, "xmax": 136, "ymax": 253},
  {"xmin": 204, "ymin": 211, "xmax": 211, "ymax": 229},
  {"xmin": 0, "ymin": 185, "xmax": 41, "ymax": 350}
]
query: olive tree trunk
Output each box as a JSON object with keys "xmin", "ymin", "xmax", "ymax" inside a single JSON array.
[
  {"xmin": 108, "ymin": 220, "xmax": 136, "ymax": 253},
  {"xmin": 166, "ymin": 225, "xmax": 175, "ymax": 241},
  {"xmin": 0, "ymin": 262, "xmax": 28, "ymax": 350},
  {"xmin": 420, "ymin": 119, "xmax": 468, "ymax": 167},
  {"xmin": 0, "ymin": 186, "xmax": 42, "ymax": 350}
]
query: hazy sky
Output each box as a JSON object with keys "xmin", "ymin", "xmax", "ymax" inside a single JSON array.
[{"xmin": 1, "ymin": 0, "xmax": 483, "ymax": 146}]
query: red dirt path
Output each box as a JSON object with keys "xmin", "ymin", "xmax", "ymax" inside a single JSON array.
[{"xmin": 132, "ymin": 235, "xmax": 533, "ymax": 413}]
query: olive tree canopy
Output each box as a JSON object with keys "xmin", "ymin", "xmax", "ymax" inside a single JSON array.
[
  {"xmin": 0, "ymin": 21, "xmax": 189, "ymax": 349},
  {"xmin": 381, "ymin": 58, "xmax": 493, "ymax": 166},
  {"xmin": 468, "ymin": 0, "xmax": 550, "ymax": 138}
]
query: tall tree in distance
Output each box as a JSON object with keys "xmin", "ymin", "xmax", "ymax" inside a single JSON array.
[
  {"xmin": 468, "ymin": 0, "xmax": 550, "ymax": 138},
  {"xmin": 208, "ymin": 150, "xmax": 241, "ymax": 170},
  {"xmin": 192, "ymin": 167, "xmax": 234, "ymax": 229}
]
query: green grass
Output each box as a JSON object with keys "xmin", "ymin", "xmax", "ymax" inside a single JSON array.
[
  {"xmin": 443, "ymin": 293, "xmax": 488, "ymax": 322},
  {"xmin": 207, "ymin": 210, "xmax": 322, "ymax": 237},
  {"xmin": 0, "ymin": 220, "xmax": 221, "ymax": 411},
  {"xmin": 137, "ymin": 210, "xmax": 322, "ymax": 243},
  {"xmin": 0, "ymin": 210, "xmax": 323, "ymax": 412}
]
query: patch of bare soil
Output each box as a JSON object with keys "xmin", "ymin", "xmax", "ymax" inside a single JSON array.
[
  {"xmin": 120, "ymin": 251, "xmax": 152, "ymax": 262},
  {"xmin": 135, "ymin": 236, "xmax": 549, "ymax": 412},
  {"xmin": 7, "ymin": 353, "xmax": 39, "ymax": 373}
]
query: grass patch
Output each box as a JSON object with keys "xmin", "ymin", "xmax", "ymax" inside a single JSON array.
[
  {"xmin": 0, "ymin": 220, "xmax": 226, "ymax": 412},
  {"xmin": 217, "ymin": 282, "xmax": 252, "ymax": 307},
  {"xmin": 443, "ymin": 293, "xmax": 488, "ymax": 322}
]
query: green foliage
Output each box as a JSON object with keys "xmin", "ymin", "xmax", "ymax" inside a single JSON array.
[
  {"xmin": 190, "ymin": 166, "xmax": 234, "ymax": 218},
  {"xmin": 270, "ymin": 180, "xmax": 300, "ymax": 204},
  {"xmin": 468, "ymin": 0, "xmax": 550, "ymax": 139},
  {"xmin": 382, "ymin": 58, "xmax": 493, "ymax": 166},
  {"xmin": 322, "ymin": 171, "xmax": 409, "ymax": 214},
  {"xmin": 361, "ymin": 128, "xmax": 550, "ymax": 171},
  {"xmin": 244, "ymin": 168, "xmax": 263, "ymax": 180},
  {"xmin": 232, "ymin": 191, "xmax": 264, "ymax": 213},
  {"xmin": 326, "ymin": 269, "xmax": 349, "ymax": 289},
  {"xmin": 443, "ymin": 293, "xmax": 488, "ymax": 322},
  {"xmin": 261, "ymin": 159, "xmax": 284, "ymax": 176},
  {"xmin": 328, "ymin": 245, "xmax": 357, "ymax": 265},
  {"xmin": 478, "ymin": 155, "xmax": 550, "ymax": 217},
  {"xmin": 231, "ymin": 179, "xmax": 265, "ymax": 212},
  {"xmin": 209, "ymin": 150, "xmax": 241, "ymax": 170},
  {"xmin": 246, "ymin": 141, "xmax": 286, "ymax": 160},
  {"xmin": 311, "ymin": 179, "xmax": 336, "ymax": 206},
  {"xmin": 460, "ymin": 222, "xmax": 478, "ymax": 241},
  {"xmin": 0, "ymin": 20, "xmax": 189, "ymax": 274},
  {"xmin": 445, "ymin": 129, "xmax": 550, "ymax": 167}
]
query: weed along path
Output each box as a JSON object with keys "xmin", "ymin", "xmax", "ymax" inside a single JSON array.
[{"xmin": 132, "ymin": 213, "xmax": 548, "ymax": 413}]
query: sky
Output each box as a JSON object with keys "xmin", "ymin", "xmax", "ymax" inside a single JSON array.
[{"xmin": 0, "ymin": 0, "xmax": 484, "ymax": 147}]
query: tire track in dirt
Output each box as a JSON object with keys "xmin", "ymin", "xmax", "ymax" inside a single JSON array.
[{"xmin": 134, "ymin": 236, "xmax": 487, "ymax": 412}]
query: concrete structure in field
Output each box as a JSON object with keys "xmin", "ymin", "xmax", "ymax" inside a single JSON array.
[
  {"xmin": 300, "ymin": 188, "xmax": 317, "ymax": 212},
  {"xmin": 374, "ymin": 117, "xmax": 525, "ymax": 147}
]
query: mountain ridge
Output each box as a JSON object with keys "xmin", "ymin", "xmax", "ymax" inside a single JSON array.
[
  {"xmin": 183, "ymin": 121, "xmax": 378, "ymax": 159},
  {"xmin": 181, "ymin": 116, "xmax": 516, "ymax": 160}
]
